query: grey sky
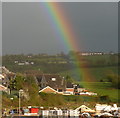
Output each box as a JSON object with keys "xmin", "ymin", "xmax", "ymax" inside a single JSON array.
[
  {"xmin": 2, "ymin": 2, "xmax": 118, "ymax": 55},
  {"xmin": 2, "ymin": 0, "xmax": 119, "ymax": 2}
]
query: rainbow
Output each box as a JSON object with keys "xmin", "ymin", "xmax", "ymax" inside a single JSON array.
[{"xmin": 41, "ymin": 2, "xmax": 95, "ymax": 82}]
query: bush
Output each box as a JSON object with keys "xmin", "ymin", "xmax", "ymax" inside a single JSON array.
[{"xmin": 99, "ymin": 95, "xmax": 111, "ymax": 103}]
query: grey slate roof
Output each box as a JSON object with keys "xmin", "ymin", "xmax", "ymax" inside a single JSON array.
[{"xmin": 35, "ymin": 74, "xmax": 66, "ymax": 90}]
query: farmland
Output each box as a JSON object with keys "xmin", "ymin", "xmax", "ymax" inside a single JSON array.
[{"xmin": 2, "ymin": 53, "xmax": 118, "ymax": 75}]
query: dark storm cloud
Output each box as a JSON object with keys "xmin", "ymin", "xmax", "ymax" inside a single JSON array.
[
  {"xmin": 61, "ymin": 2, "xmax": 118, "ymax": 52},
  {"xmin": 2, "ymin": 2, "xmax": 118, "ymax": 55}
]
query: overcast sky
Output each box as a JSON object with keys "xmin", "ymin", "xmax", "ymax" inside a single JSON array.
[{"xmin": 2, "ymin": 2, "xmax": 118, "ymax": 55}]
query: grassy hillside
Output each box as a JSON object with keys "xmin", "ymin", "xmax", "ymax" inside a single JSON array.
[{"xmin": 2, "ymin": 54, "xmax": 118, "ymax": 73}]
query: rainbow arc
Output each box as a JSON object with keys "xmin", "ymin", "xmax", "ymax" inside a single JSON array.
[{"xmin": 41, "ymin": 2, "xmax": 95, "ymax": 82}]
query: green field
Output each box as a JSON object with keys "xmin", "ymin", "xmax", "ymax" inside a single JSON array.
[
  {"xmin": 79, "ymin": 82, "xmax": 119, "ymax": 103},
  {"xmin": 59, "ymin": 66, "xmax": 118, "ymax": 82},
  {"xmin": 59, "ymin": 66, "xmax": 119, "ymax": 103},
  {"xmin": 2, "ymin": 54, "xmax": 118, "ymax": 73}
]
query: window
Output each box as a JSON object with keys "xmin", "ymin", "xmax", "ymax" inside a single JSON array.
[
  {"xmin": 58, "ymin": 89, "xmax": 62, "ymax": 92},
  {"xmin": 51, "ymin": 78, "xmax": 56, "ymax": 81}
]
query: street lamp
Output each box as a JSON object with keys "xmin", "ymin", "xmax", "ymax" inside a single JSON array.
[
  {"xmin": 19, "ymin": 89, "xmax": 23, "ymax": 116},
  {"xmin": 10, "ymin": 97, "xmax": 13, "ymax": 108}
]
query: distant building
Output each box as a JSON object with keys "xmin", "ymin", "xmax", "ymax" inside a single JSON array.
[{"xmin": 79, "ymin": 52, "xmax": 103, "ymax": 56}]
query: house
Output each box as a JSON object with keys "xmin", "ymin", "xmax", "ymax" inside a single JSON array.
[
  {"xmin": 39, "ymin": 86, "xmax": 59, "ymax": 94},
  {"xmin": 64, "ymin": 88, "xmax": 74, "ymax": 95},
  {"xmin": 0, "ymin": 84, "xmax": 7, "ymax": 91},
  {"xmin": 2, "ymin": 73, "xmax": 16, "ymax": 88},
  {"xmin": 0, "ymin": 84, "xmax": 9, "ymax": 93},
  {"xmin": 72, "ymin": 84, "xmax": 97, "ymax": 96},
  {"xmin": 75, "ymin": 105, "xmax": 95, "ymax": 113},
  {"xmin": 0, "ymin": 74, "xmax": 5, "ymax": 79},
  {"xmin": 79, "ymin": 91, "xmax": 97, "ymax": 96},
  {"xmin": 95, "ymin": 104, "xmax": 118, "ymax": 113},
  {"xmin": 0, "ymin": 74, "xmax": 5, "ymax": 84},
  {"xmin": 0, "ymin": 67, "xmax": 15, "ymax": 87},
  {"xmin": 0, "ymin": 66, "xmax": 11, "ymax": 74},
  {"xmin": 64, "ymin": 82, "xmax": 74, "ymax": 95},
  {"xmin": 36, "ymin": 74, "xmax": 66, "ymax": 94}
]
